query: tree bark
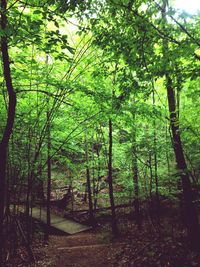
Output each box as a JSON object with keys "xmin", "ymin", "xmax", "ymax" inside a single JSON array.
[
  {"xmin": 108, "ymin": 118, "xmax": 118, "ymax": 236},
  {"xmin": 161, "ymin": 0, "xmax": 200, "ymax": 249},
  {"xmin": 152, "ymin": 90, "xmax": 160, "ymax": 222},
  {"xmin": 166, "ymin": 75, "xmax": 200, "ymax": 248},
  {"xmin": 131, "ymin": 110, "xmax": 141, "ymax": 229},
  {"xmin": 45, "ymin": 101, "xmax": 51, "ymax": 241},
  {"xmin": 0, "ymin": 0, "xmax": 17, "ymax": 265},
  {"xmin": 85, "ymin": 131, "xmax": 95, "ymax": 225}
]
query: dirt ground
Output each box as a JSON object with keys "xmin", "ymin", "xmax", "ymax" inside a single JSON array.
[
  {"xmin": 32, "ymin": 218, "xmax": 200, "ymax": 267},
  {"xmin": 36, "ymin": 231, "xmax": 125, "ymax": 267},
  {"xmin": 5, "ymin": 202, "xmax": 200, "ymax": 267}
]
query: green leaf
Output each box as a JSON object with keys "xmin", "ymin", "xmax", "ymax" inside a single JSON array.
[
  {"xmin": 33, "ymin": 10, "xmax": 41, "ymax": 14},
  {"xmin": 54, "ymin": 20, "xmax": 59, "ymax": 28},
  {"xmin": 66, "ymin": 45, "xmax": 75, "ymax": 54}
]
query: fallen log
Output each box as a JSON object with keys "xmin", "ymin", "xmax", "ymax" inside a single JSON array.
[{"xmin": 68, "ymin": 202, "xmax": 133, "ymax": 214}]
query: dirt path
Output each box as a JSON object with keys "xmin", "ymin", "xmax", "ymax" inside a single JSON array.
[{"xmin": 43, "ymin": 231, "xmax": 125, "ymax": 267}]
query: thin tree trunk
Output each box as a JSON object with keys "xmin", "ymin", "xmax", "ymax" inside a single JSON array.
[
  {"xmin": 94, "ymin": 145, "xmax": 101, "ymax": 211},
  {"xmin": 0, "ymin": 1, "xmax": 17, "ymax": 265},
  {"xmin": 132, "ymin": 142, "xmax": 141, "ymax": 228},
  {"xmin": 85, "ymin": 132, "xmax": 95, "ymax": 225},
  {"xmin": 131, "ymin": 110, "xmax": 141, "ymax": 229},
  {"xmin": 45, "ymin": 100, "xmax": 51, "ymax": 241},
  {"xmin": 5, "ymin": 151, "xmax": 10, "ymax": 216},
  {"xmin": 0, "ymin": 150, "xmax": 7, "ymax": 266},
  {"xmin": 152, "ymin": 90, "xmax": 160, "ymax": 222},
  {"xmin": 108, "ymin": 118, "xmax": 118, "ymax": 236},
  {"xmin": 149, "ymin": 152, "xmax": 153, "ymax": 199},
  {"xmin": 91, "ymin": 137, "xmax": 96, "ymax": 208},
  {"xmin": 166, "ymin": 125, "xmax": 171, "ymax": 194},
  {"xmin": 26, "ymin": 118, "xmax": 33, "ymax": 244}
]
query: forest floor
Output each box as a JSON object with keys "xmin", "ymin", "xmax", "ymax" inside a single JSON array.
[
  {"xmin": 12, "ymin": 215, "xmax": 200, "ymax": 267},
  {"xmin": 5, "ymin": 200, "xmax": 200, "ymax": 267},
  {"xmin": 36, "ymin": 231, "xmax": 125, "ymax": 267}
]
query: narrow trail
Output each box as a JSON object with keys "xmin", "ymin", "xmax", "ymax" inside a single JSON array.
[{"xmin": 44, "ymin": 232, "xmax": 125, "ymax": 267}]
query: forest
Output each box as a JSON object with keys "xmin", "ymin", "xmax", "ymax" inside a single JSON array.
[{"xmin": 0, "ymin": 0, "xmax": 200, "ymax": 266}]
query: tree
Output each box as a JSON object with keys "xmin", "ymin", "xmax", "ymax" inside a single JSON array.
[
  {"xmin": 0, "ymin": 0, "xmax": 17, "ymax": 265},
  {"xmin": 161, "ymin": 0, "xmax": 200, "ymax": 249}
]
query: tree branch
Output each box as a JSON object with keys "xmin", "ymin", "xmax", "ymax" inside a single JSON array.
[{"xmin": 16, "ymin": 89, "xmax": 72, "ymax": 106}]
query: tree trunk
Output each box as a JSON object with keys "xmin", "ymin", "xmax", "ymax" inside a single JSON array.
[
  {"xmin": 0, "ymin": 0, "xmax": 17, "ymax": 265},
  {"xmin": 108, "ymin": 118, "xmax": 118, "ymax": 236},
  {"xmin": 26, "ymin": 123, "xmax": 33, "ymax": 244},
  {"xmin": 149, "ymin": 152, "xmax": 153, "ymax": 199},
  {"xmin": 152, "ymin": 90, "xmax": 160, "ymax": 222},
  {"xmin": 0, "ymin": 148, "xmax": 7, "ymax": 266},
  {"xmin": 132, "ymin": 143, "xmax": 141, "ymax": 228},
  {"xmin": 45, "ymin": 101, "xmax": 51, "ymax": 241},
  {"xmin": 85, "ymin": 132, "xmax": 95, "ymax": 225},
  {"xmin": 131, "ymin": 110, "xmax": 141, "ymax": 229},
  {"xmin": 161, "ymin": 0, "xmax": 200, "ymax": 249},
  {"xmin": 166, "ymin": 74, "xmax": 200, "ymax": 248}
]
